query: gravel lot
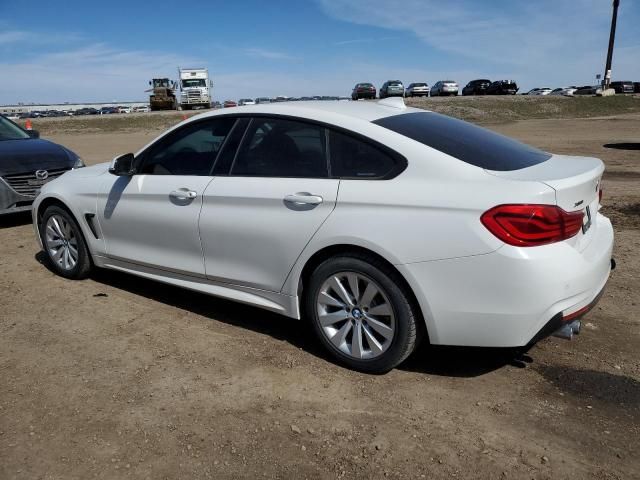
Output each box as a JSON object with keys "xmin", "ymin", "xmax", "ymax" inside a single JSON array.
[{"xmin": 1, "ymin": 107, "xmax": 639, "ymax": 479}]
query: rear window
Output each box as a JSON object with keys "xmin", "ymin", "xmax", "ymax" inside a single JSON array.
[{"xmin": 373, "ymin": 112, "xmax": 551, "ymax": 171}]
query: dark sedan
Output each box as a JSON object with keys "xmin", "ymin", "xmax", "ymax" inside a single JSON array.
[
  {"xmin": 351, "ymin": 83, "xmax": 376, "ymax": 100},
  {"xmin": 574, "ymin": 85, "xmax": 598, "ymax": 95},
  {"xmin": 0, "ymin": 115, "xmax": 84, "ymax": 215},
  {"xmin": 462, "ymin": 79, "xmax": 491, "ymax": 96},
  {"xmin": 610, "ymin": 81, "xmax": 634, "ymax": 94},
  {"xmin": 486, "ymin": 80, "xmax": 519, "ymax": 95}
]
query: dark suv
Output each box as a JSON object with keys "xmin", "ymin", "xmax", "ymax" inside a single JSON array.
[
  {"xmin": 486, "ymin": 80, "xmax": 519, "ymax": 95},
  {"xmin": 379, "ymin": 81, "xmax": 405, "ymax": 99},
  {"xmin": 351, "ymin": 83, "xmax": 376, "ymax": 100},
  {"xmin": 634, "ymin": 82, "xmax": 640, "ymax": 94},
  {"xmin": 610, "ymin": 81, "xmax": 634, "ymax": 94},
  {"xmin": 462, "ymin": 79, "xmax": 491, "ymax": 96}
]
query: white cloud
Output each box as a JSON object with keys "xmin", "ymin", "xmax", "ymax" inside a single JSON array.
[
  {"xmin": 333, "ymin": 36, "xmax": 400, "ymax": 46},
  {"xmin": 0, "ymin": 43, "xmax": 204, "ymax": 104},
  {"xmin": 0, "ymin": 30, "xmax": 28, "ymax": 45},
  {"xmin": 318, "ymin": 0, "xmax": 640, "ymax": 89},
  {"xmin": 243, "ymin": 47, "xmax": 297, "ymax": 60}
]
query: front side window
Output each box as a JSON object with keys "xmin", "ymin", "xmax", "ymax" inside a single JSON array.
[
  {"xmin": 139, "ymin": 118, "xmax": 236, "ymax": 175},
  {"xmin": 231, "ymin": 118, "xmax": 327, "ymax": 178},
  {"xmin": 328, "ymin": 130, "xmax": 398, "ymax": 178}
]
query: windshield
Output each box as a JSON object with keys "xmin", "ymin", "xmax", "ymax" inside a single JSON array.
[
  {"xmin": 0, "ymin": 116, "xmax": 30, "ymax": 141},
  {"xmin": 182, "ymin": 79, "xmax": 206, "ymax": 88},
  {"xmin": 153, "ymin": 79, "xmax": 171, "ymax": 88},
  {"xmin": 373, "ymin": 112, "xmax": 551, "ymax": 171}
]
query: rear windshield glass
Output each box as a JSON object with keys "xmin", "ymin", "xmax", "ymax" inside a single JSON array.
[{"xmin": 373, "ymin": 112, "xmax": 551, "ymax": 171}]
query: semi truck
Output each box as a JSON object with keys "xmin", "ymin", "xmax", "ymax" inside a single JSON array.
[
  {"xmin": 178, "ymin": 68, "xmax": 212, "ymax": 110},
  {"xmin": 147, "ymin": 78, "xmax": 177, "ymax": 111}
]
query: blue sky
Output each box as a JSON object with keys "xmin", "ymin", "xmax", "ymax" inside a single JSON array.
[{"xmin": 1, "ymin": 0, "xmax": 639, "ymax": 104}]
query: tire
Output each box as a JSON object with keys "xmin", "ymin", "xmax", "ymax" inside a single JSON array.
[
  {"xmin": 305, "ymin": 254, "xmax": 422, "ymax": 373},
  {"xmin": 40, "ymin": 205, "xmax": 92, "ymax": 280}
]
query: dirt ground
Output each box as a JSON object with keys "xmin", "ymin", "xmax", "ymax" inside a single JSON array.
[{"xmin": 1, "ymin": 112, "xmax": 639, "ymax": 480}]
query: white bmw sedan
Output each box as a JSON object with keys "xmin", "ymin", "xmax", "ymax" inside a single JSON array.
[{"xmin": 32, "ymin": 98, "xmax": 614, "ymax": 373}]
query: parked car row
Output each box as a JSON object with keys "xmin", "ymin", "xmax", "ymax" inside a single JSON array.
[
  {"xmin": 350, "ymin": 78, "xmax": 640, "ymax": 100},
  {"xmin": 15, "ymin": 105, "xmax": 152, "ymax": 118},
  {"xmin": 217, "ymin": 96, "xmax": 351, "ymax": 107},
  {"xmin": 525, "ymin": 81, "xmax": 638, "ymax": 96},
  {"xmin": 350, "ymin": 79, "xmax": 521, "ymax": 98}
]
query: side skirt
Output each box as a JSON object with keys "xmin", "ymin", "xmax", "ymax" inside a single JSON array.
[{"xmin": 92, "ymin": 255, "xmax": 300, "ymax": 319}]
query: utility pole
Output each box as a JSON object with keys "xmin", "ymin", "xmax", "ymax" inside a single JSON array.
[{"xmin": 603, "ymin": 0, "xmax": 620, "ymax": 90}]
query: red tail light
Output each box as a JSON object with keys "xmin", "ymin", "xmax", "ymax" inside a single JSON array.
[{"xmin": 481, "ymin": 204, "xmax": 584, "ymax": 247}]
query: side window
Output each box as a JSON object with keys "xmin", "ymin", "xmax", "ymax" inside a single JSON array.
[
  {"xmin": 212, "ymin": 117, "xmax": 250, "ymax": 175},
  {"xmin": 139, "ymin": 117, "xmax": 236, "ymax": 175},
  {"xmin": 328, "ymin": 130, "xmax": 398, "ymax": 179},
  {"xmin": 231, "ymin": 118, "xmax": 328, "ymax": 178}
]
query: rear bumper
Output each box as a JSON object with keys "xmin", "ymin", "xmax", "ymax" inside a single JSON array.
[
  {"xmin": 528, "ymin": 281, "xmax": 608, "ymax": 345},
  {"xmin": 397, "ymin": 212, "xmax": 614, "ymax": 347},
  {"xmin": 0, "ymin": 178, "xmax": 34, "ymax": 215}
]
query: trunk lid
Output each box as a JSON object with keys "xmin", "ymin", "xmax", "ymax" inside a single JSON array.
[
  {"xmin": 486, "ymin": 154, "xmax": 602, "ymax": 212},
  {"xmin": 486, "ymin": 154, "xmax": 603, "ymax": 251}
]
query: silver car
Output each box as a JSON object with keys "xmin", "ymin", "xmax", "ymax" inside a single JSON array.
[
  {"xmin": 405, "ymin": 83, "xmax": 430, "ymax": 97},
  {"xmin": 430, "ymin": 80, "xmax": 458, "ymax": 97}
]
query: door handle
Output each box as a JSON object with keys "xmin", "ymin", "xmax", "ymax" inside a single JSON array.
[
  {"xmin": 169, "ymin": 189, "xmax": 197, "ymax": 200},
  {"xmin": 284, "ymin": 193, "xmax": 323, "ymax": 205}
]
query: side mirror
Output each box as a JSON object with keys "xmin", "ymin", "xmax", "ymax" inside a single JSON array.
[
  {"xmin": 27, "ymin": 130, "xmax": 40, "ymax": 139},
  {"xmin": 109, "ymin": 153, "xmax": 135, "ymax": 176},
  {"xmin": 209, "ymin": 80, "xmax": 213, "ymax": 87}
]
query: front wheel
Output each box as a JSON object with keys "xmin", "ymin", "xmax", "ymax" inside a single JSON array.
[
  {"xmin": 40, "ymin": 205, "xmax": 92, "ymax": 279},
  {"xmin": 305, "ymin": 255, "xmax": 421, "ymax": 373}
]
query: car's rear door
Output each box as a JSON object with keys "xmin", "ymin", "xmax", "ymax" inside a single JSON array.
[
  {"xmin": 97, "ymin": 117, "xmax": 236, "ymax": 276},
  {"xmin": 199, "ymin": 116, "xmax": 339, "ymax": 291}
]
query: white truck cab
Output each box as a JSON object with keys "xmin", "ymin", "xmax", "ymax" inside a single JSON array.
[{"xmin": 178, "ymin": 67, "xmax": 212, "ymax": 110}]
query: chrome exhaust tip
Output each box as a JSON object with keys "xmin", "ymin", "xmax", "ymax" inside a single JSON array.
[{"xmin": 553, "ymin": 320, "xmax": 581, "ymax": 340}]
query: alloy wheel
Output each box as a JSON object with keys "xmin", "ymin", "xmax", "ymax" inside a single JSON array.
[
  {"xmin": 44, "ymin": 214, "xmax": 78, "ymax": 271},
  {"xmin": 316, "ymin": 271, "xmax": 395, "ymax": 360}
]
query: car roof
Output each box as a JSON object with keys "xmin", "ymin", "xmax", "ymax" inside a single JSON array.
[{"xmin": 186, "ymin": 98, "xmax": 421, "ymax": 124}]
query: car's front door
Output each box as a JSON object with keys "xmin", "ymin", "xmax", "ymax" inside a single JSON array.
[
  {"xmin": 97, "ymin": 117, "xmax": 236, "ymax": 276},
  {"xmin": 199, "ymin": 116, "xmax": 340, "ymax": 291}
]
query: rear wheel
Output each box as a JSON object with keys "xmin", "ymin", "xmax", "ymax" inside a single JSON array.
[
  {"xmin": 40, "ymin": 206, "xmax": 92, "ymax": 279},
  {"xmin": 306, "ymin": 255, "xmax": 421, "ymax": 373}
]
